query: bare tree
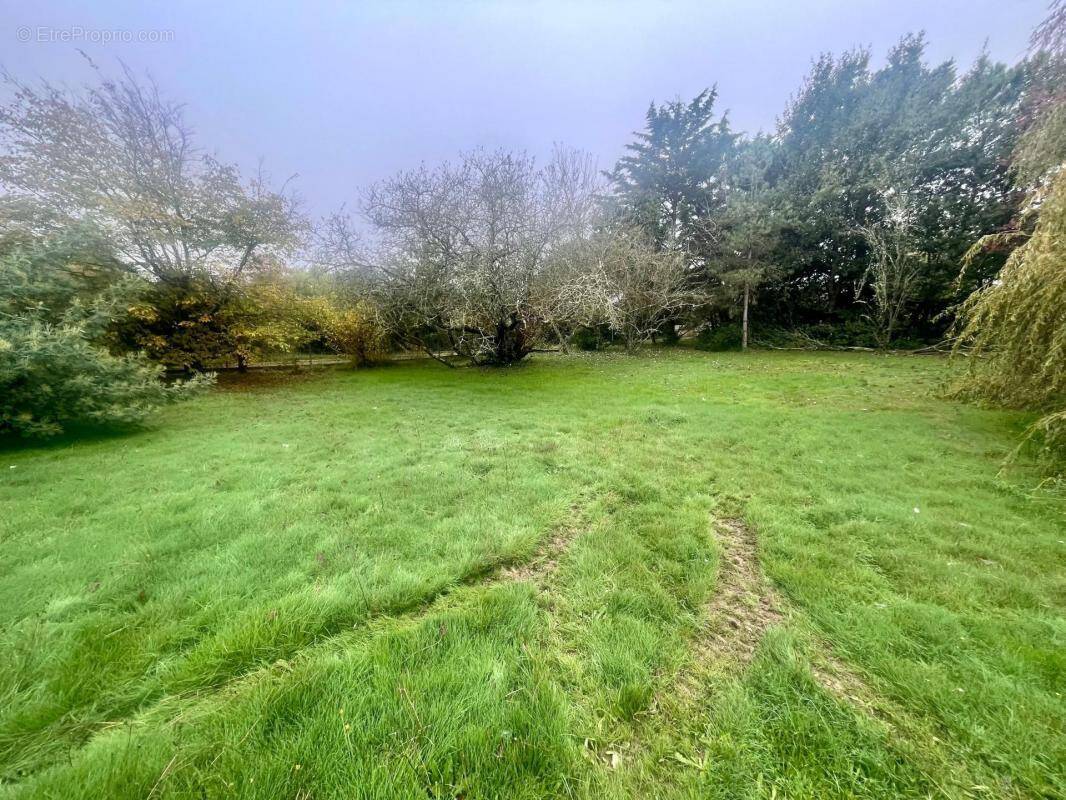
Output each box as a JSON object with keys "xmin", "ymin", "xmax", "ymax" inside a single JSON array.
[
  {"xmin": 312, "ymin": 207, "xmax": 370, "ymax": 275},
  {"xmin": 0, "ymin": 62, "xmax": 304, "ymax": 282},
  {"xmin": 857, "ymin": 197, "xmax": 922, "ymax": 348},
  {"xmin": 362, "ymin": 146, "xmax": 600, "ymax": 365},
  {"xmin": 583, "ymin": 228, "xmax": 698, "ymax": 351}
]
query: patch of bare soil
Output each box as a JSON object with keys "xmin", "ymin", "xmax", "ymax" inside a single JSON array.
[
  {"xmin": 693, "ymin": 517, "xmax": 784, "ymax": 668},
  {"xmin": 659, "ymin": 517, "xmax": 784, "ymax": 713},
  {"xmin": 809, "ymin": 652, "xmax": 887, "ymax": 719},
  {"xmin": 500, "ymin": 503, "xmax": 584, "ymax": 589}
]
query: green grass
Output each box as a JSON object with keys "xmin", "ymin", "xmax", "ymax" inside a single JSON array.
[{"xmin": 1, "ymin": 350, "xmax": 1063, "ymax": 799}]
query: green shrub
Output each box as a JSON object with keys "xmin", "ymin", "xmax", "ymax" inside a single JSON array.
[
  {"xmin": 0, "ymin": 231, "xmax": 210, "ymax": 437},
  {"xmin": 695, "ymin": 323, "xmax": 742, "ymax": 351},
  {"xmin": 572, "ymin": 324, "xmax": 612, "ymax": 352},
  {"xmin": 0, "ymin": 320, "xmax": 208, "ymax": 437}
]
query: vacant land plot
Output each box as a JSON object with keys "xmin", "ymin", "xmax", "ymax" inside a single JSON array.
[{"xmin": 1, "ymin": 351, "xmax": 1063, "ymax": 799}]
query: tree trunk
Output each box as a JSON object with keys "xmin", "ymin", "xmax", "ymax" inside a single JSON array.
[
  {"xmin": 549, "ymin": 321, "xmax": 570, "ymax": 354},
  {"xmin": 741, "ymin": 283, "xmax": 750, "ymax": 351},
  {"xmin": 492, "ymin": 316, "xmax": 529, "ymax": 365},
  {"xmin": 236, "ymin": 353, "xmax": 248, "ymax": 373}
]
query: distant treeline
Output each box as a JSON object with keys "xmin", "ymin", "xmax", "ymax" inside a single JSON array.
[
  {"xmin": 1, "ymin": 20, "xmax": 1063, "ymax": 449},
  {"xmin": 606, "ymin": 34, "xmax": 1048, "ymax": 349}
]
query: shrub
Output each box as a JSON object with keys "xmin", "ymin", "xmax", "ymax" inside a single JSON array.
[
  {"xmin": 572, "ymin": 324, "xmax": 612, "ymax": 352},
  {"xmin": 0, "ymin": 319, "xmax": 208, "ymax": 437},
  {"xmin": 0, "ymin": 231, "xmax": 210, "ymax": 437},
  {"xmin": 695, "ymin": 323, "xmax": 742, "ymax": 352},
  {"xmin": 323, "ymin": 301, "xmax": 388, "ymax": 367}
]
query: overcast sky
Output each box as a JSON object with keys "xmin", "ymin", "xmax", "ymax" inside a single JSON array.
[{"xmin": 1, "ymin": 0, "xmax": 1049, "ymax": 216}]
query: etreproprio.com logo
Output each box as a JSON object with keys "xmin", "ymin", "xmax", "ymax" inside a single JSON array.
[{"xmin": 16, "ymin": 26, "xmax": 175, "ymax": 44}]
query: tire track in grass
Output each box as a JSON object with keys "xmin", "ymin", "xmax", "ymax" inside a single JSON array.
[
  {"xmin": 498, "ymin": 502, "xmax": 584, "ymax": 590},
  {"xmin": 687, "ymin": 518, "xmax": 784, "ymax": 668},
  {"xmin": 604, "ymin": 515, "xmax": 1009, "ymax": 799},
  {"xmin": 654, "ymin": 516, "xmax": 786, "ymax": 710},
  {"xmin": 804, "ymin": 646, "xmax": 1025, "ymax": 798},
  {"xmin": 575, "ymin": 515, "xmax": 785, "ymax": 775},
  {"xmin": 665, "ymin": 515, "xmax": 941, "ymax": 727},
  {"xmin": 7, "ymin": 501, "xmax": 592, "ymax": 787},
  {"xmin": 2, "ymin": 551, "xmax": 523, "ymax": 784},
  {"xmin": 598, "ymin": 516, "xmax": 835, "ymax": 771}
]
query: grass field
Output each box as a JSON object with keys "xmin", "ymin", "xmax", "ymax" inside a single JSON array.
[{"xmin": 1, "ymin": 350, "xmax": 1063, "ymax": 799}]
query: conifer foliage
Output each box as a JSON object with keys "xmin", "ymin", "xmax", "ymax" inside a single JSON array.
[{"xmin": 0, "ymin": 229, "xmax": 209, "ymax": 436}]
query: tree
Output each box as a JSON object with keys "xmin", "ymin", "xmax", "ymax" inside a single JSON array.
[
  {"xmin": 0, "ymin": 62, "xmax": 304, "ymax": 282},
  {"xmin": 321, "ymin": 300, "xmax": 389, "ymax": 367},
  {"xmin": 541, "ymin": 225, "xmax": 695, "ymax": 351},
  {"xmin": 230, "ymin": 277, "xmax": 328, "ymax": 370},
  {"xmin": 0, "ymin": 226, "xmax": 208, "ymax": 437},
  {"xmin": 952, "ymin": 2, "xmax": 1066, "ymax": 472},
  {"xmin": 764, "ymin": 36, "xmax": 1026, "ymax": 339},
  {"xmin": 312, "ymin": 207, "xmax": 369, "ymax": 276},
  {"xmin": 954, "ymin": 173, "xmax": 1065, "ymax": 405},
  {"xmin": 607, "ymin": 89, "xmax": 737, "ymax": 263},
  {"xmin": 113, "ymin": 272, "xmax": 248, "ymax": 371},
  {"xmin": 363, "ymin": 147, "xmax": 599, "ymax": 365},
  {"xmin": 953, "ymin": 171, "xmax": 1066, "ymax": 469},
  {"xmin": 114, "ymin": 270, "xmax": 340, "ymax": 372},
  {"xmin": 1014, "ymin": 2, "xmax": 1066, "ymax": 194},
  {"xmin": 0, "ymin": 62, "xmax": 311, "ymax": 376},
  {"xmin": 718, "ymin": 137, "xmax": 780, "ymax": 349},
  {"xmin": 856, "ymin": 196, "xmax": 922, "ymax": 348},
  {"xmin": 590, "ymin": 229, "xmax": 696, "ymax": 352}
]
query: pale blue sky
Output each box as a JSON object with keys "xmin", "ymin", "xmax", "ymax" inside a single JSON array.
[{"xmin": 0, "ymin": 0, "xmax": 1049, "ymax": 215}]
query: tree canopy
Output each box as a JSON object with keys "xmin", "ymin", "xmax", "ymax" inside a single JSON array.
[{"xmin": 0, "ymin": 19, "xmax": 1063, "ymax": 469}]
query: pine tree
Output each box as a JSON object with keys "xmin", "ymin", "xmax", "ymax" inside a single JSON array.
[
  {"xmin": 718, "ymin": 137, "xmax": 780, "ymax": 349},
  {"xmin": 607, "ymin": 89, "xmax": 737, "ymax": 260}
]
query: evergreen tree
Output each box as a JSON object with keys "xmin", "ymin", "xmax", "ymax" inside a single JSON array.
[
  {"xmin": 0, "ymin": 226, "xmax": 209, "ymax": 436},
  {"xmin": 765, "ymin": 36, "xmax": 1026, "ymax": 339},
  {"xmin": 717, "ymin": 136, "xmax": 781, "ymax": 349},
  {"xmin": 607, "ymin": 89, "xmax": 738, "ymax": 264}
]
